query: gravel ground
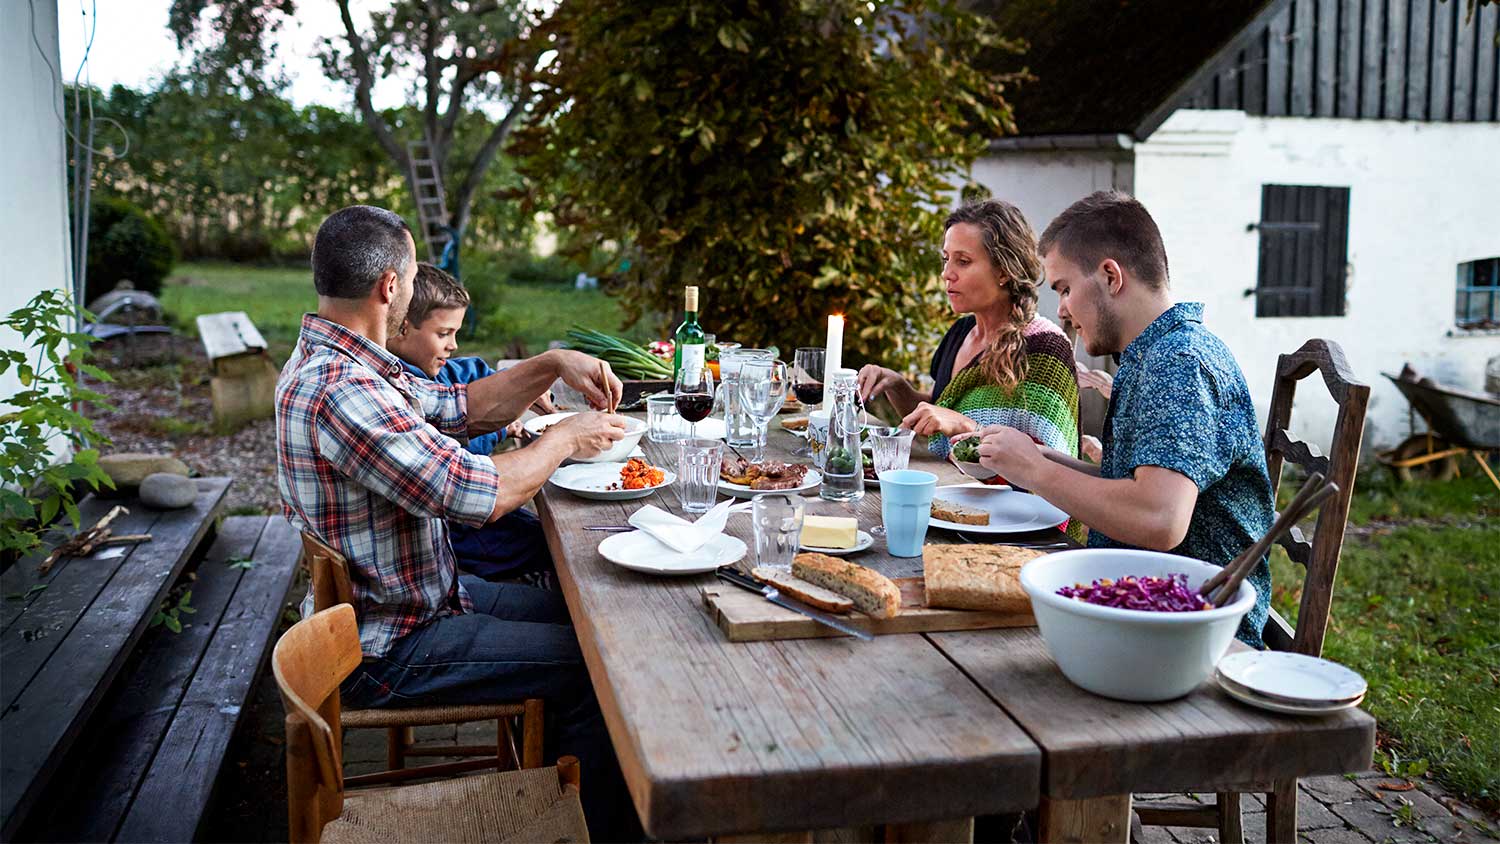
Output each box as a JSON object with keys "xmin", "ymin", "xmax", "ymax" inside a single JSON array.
[{"xmin": 87, "ymin": 334, "xmax": 281, "ymax": 515}]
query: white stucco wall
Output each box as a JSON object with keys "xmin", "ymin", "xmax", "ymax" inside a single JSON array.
[
  {"xmin": 1, "ymin": 1, "xmax": 74, "ymax": 449},
  {"xmin": 1134, "ymin": 110, "xmax": 1500, "ymax": 450}
]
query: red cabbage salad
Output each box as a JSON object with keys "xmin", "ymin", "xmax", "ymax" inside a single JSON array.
[{"xmin": 1056, "ymin": 573, "xmax": 1213, "ymax": 612}]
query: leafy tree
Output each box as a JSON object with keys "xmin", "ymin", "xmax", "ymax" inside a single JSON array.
[
  {"xmin": 85, "ymin": 197, "xmax": 177, "ymax": 301},
  {"xmin": 514, "ymin": 0, "xmax": 1024, "ymax": 370},
  {"xmin": 168, "ymin": 0, "xmax": 544, "ymax": 251}
]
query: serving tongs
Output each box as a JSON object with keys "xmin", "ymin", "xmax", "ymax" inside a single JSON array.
[{"xmin": 1199, "ymin": 472, "xmax": 1339, "ymax": 608}]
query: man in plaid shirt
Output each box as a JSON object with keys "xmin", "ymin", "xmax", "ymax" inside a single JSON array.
[{"xmin": 277, "ymin": 205, "xmax": 637, "ymax": 838}]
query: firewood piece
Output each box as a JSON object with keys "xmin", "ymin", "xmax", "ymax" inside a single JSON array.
[{"xmin": 38, "ymin": 506, "xmax": 130, "ymax": 574}]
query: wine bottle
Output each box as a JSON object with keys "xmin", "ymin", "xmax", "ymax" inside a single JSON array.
[{"xmin": 672, "ymin": 286, "xmax": 707, "ymax": 379}]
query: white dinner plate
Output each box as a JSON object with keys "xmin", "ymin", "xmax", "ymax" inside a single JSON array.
[
  {"xmin": 718, "ymin": 469, "xmax": 823, "ymax": 498},
  {"xmin": 926, "ymin": 483, "xmax": 1068, "ymax": 534},
  {"xmin": 597, "ymin": 530, "xmax": 746, "ymax": 576},
  {"xmin": 548, "ymin": 462, "xmax": 674, "ymax": 501},
  {"xmin": 1216, "ymin": 651, "xmax": 1368, "ymax": 705},
  {"xmin": 799, "ymin": 530, "xmax": 874, "ymax": 555},
  {"xmin": 1215, "ymin": 670, "xmax": 1366, "ymax": 716}
]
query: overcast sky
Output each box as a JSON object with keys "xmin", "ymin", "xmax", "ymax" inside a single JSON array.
[{"xmin": 56, "ymin": 0, "xmax": 409, "ymax": 109}]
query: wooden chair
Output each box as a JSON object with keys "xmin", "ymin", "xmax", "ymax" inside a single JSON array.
[
  {"xmin": 1134, "ymin": 339, "xmax": 1370, "ymax": 844},
  {"xmin": 300, "ymin": 532, "xmax": 545, "ymax": 787},
  {"xmin": 274, "ymin": 604, "xmax": 589, "ymax": 843}
]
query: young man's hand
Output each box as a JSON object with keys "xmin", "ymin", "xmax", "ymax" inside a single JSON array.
[
  {"xmin": 548, "ymin": 411, "xmax": 627, "ymax": 458},
  {"xmin": 976, "ymin": 425, "xmax": 1046, "ymax": 487},
  {"xmin": 550, "ymin": 350, "xmax": 625, "ymax": 411}
]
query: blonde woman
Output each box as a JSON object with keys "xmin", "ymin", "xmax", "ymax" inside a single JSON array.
[{"xmin": 858, "ymin": 199, "xmax": 1080, "ymax": 461}]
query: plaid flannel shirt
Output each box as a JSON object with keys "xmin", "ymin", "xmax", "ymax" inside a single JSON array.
[{"xmin": 276, "ymin": 314, "xmax": 501, "ymax": 658}]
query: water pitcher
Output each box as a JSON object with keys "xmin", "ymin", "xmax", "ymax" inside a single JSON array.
[{"xmin": 819, "ymin": 368, "xmax": 865, "ymax": 502}]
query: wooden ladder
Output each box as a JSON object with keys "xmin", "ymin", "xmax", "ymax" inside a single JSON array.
[{"xmin": 407, "ymin": 139, "xmax": 450, "ymax": 262}]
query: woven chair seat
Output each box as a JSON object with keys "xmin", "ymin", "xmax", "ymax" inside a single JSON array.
[
  {"xmin": 341, "ymin": 703, "xmax": 525, "ymax": 729},
  {"xmin": 322, "ymin": 766, "xmax": 589, "ymax": 844}
]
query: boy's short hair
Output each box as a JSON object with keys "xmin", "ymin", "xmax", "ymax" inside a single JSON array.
[
  {"xmin": 407, "ymin": 263, "xmax": 471, "ymax": 327},
  {"xmin": 1038, "ymin": 191, "xmax": 1170, "ymax": 288}
]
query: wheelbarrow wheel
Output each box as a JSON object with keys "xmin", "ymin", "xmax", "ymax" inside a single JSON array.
[{"xmin": 1389, "ymin": 435, "xmax": 1459, "ymax": 483}]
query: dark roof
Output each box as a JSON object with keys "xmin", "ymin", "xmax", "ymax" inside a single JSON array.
[{"xmin": 973, "ymin": 0, "xmax": 1278, "ymax": 139}]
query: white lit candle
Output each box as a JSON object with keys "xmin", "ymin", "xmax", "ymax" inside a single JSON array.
[{"xmin": 823, "ymin": 314, "xmax": 843, "ymax": 409}]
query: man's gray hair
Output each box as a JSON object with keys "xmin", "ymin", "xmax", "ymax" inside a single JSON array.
[{"xmin": 311, "ymin": 206, "xmax": 414, "ymax": 299}]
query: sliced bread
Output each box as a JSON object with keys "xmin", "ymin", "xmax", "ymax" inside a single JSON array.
[
  {"xmin": 791, "ymin": 553, "xmax": 902, "ymax": 619},
  {"xmin": 922, "ymin": 544, "xmax": 1042, "ymax": 612},
  {"xmin": 750, "ymin": 567, "xmax": 855, "ymax": 613},
  {"xmin": 931, "ymin": 498, "xmax": 990, "ymax": 526}
]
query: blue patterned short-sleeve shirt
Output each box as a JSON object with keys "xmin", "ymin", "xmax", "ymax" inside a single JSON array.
[{"xmin": 1089, "ymin": 302, "xmax": 1275, "ymax": 647}]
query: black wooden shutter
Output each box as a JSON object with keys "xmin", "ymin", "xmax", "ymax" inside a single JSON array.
[{"xmin": 1254, "ymin": 185, "xmax": 1350, "ymax": 317}]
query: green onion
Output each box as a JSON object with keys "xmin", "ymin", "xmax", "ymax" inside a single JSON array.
[{"xmin": 564, "ymin": 326, "xmax": 673, "ymax": 380}]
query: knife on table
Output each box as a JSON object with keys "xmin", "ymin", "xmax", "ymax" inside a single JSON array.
[{"xmin": 714, "ymin": 566, "xmax": 874, "ymax": 641}]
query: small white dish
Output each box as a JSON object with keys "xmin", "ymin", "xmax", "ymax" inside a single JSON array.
[
  {"xmin": 928, "ymin": 483, "xmax": 1065, "ymax": 534},
  {"xmin": 1216, "ymin": 651, "xmax": 1368, "ymax": 705},
  {"xmin": 1215, "ymin": 670, "xmax": 1365, "ymax": 716},
  {"xmin": 548, "ymin": 462, "xmax": 674, "ymax": 501},
  {"xmin": 799, "ymin": 530, "xmax": 874, "ymax": 555},
  {"xmin": 718, "ymin": 469, "xmax": 823, "ymax": 499},
  {"xmin": 525, "ymin": 412, "xmax": 648, "ymax": 463},
  {"xmin": 597, "ymin": 530, "xmax": 746, "ymax": 576}
]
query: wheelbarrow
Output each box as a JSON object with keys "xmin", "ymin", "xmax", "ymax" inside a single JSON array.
[{"xmin": 1378, "ymin": 365, "xmax": 1500, "ymax": 490}]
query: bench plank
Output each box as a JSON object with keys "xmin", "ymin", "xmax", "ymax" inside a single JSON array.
[
  {"xmin": 115, "ymin": 516, "xmax": 302, "ymax": 843},
  {"xmin": 0, "ymin": 479, "xmax": 230, "ymax": 840},
  {"xmin": 0, "ymin": 494, "xmax": 122, "ymax": 632},
  {"xmin": 196, "ymin": 311, "xmax": 267, "ymax": 362},
  {"xmin": 18, "ymin": 517, "xmax": 267, "ymax": 843}
]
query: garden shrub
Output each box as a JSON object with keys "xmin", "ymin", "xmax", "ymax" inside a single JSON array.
[{"xmin": 85, "ymin": 197, "xmax": 177, "ymax": 302}]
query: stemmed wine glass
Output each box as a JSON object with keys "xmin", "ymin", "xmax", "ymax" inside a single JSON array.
[
  {"xmin": 737, "ymin": 360, "xmax": 788, "ymax": 463},
  {"xmin": 791, "ymin": 347, "xmax": 825, "ymax": 457},
  {"xmin": 674, "ymin": 365, "xmax": 715, "ymax": 439}
]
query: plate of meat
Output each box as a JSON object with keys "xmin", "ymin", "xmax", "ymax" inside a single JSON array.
[
  {"xmin": 549, "ymin": 459, "xmax": 674, "ymax": 501},
  {"xmin": 717, "ymin": 458, "xmax": 822, "ymax": 498}
]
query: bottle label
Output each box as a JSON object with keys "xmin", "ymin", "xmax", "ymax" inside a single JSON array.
[{"xmin": 679, "ymin": 343, "xmax": 706, "ymax": 379}]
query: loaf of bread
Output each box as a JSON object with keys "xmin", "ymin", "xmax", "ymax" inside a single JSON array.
[
  {"xmin": 931, "ymin": 499, "xmax": 990, "ymax": 526},
  {"xmin": 751, "ymin": 567, "xmax": 854, "ymax": 613},
  {"xmin": 791, "ymin": 553, "xmax": 902, "ymax": 619},
  {"xmin": 922, "ymin": 544, "xmax": 1042, "ymax": 612},
  {"xmin": 781, "ymin": 416, "xmax": 810, "ymax": 431}
]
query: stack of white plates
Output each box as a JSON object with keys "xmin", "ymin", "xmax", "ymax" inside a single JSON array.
[{"xmin": 1214, "ymin": 651, "xmax": 1368, "ymax": 715}]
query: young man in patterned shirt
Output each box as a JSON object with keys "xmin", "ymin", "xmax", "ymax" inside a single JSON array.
[
  {"xmin": 975, "ymin": 191, "xmax": 1276, "ymax": 646},
  {"xmin": 276, "ymin": 205, "xmax": 638, "ymax": 836}
]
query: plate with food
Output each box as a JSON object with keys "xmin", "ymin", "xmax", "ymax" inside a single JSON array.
[
  {"xmin": 548, "ymin": 459, "xmax": 674, "ymax": 501},
  {"xmin": 927, "ymin": 483, "xmax": 1067, "ymax": 534},
  {"xmin": 718, "ymin": 458, "xmax": 822, "ymax": 497}
]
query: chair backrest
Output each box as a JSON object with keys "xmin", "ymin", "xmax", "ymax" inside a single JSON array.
[
  {"xmin": 1261, "ymin": 339, "xmax": 1370, "ymax": 657},
  {"xmin": 301, "ymin": 532, "xmax": 354, "ymax": 613},
  {"xmin": 273, "ymin": 604, "xmax": 364, "ymax": 844}
]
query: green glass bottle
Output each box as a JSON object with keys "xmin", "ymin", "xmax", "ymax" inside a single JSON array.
[{"xmin": 672, "ymin": 286, "xmax": 707, "ymax": 378}]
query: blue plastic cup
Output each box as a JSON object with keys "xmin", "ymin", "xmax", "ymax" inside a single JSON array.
[{"xmin": 879, "ymin": 469, "xmax": 938, "ymax": 557}]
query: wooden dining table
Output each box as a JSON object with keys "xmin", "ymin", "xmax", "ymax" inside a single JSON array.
[{"xmin": 532, "ymin": 412, "xmax": 1375, "ymax": 842}]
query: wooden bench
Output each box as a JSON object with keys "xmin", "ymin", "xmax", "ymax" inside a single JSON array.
[
  {"xmin": 197, "ymin": 311, "xmax": 280, "ymax": 430},
  {"xmin": 16, "ymin": 515, "xmax": 302, "ymax": 843}
]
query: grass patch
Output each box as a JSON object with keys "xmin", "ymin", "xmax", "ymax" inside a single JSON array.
[
  {"xmin": 161, "ymin": 262, "xmax": 650, "ymax": 364},
  {"xmin": 1270, "ymin": 473, "xmax": 1499, "ymax": 809}
]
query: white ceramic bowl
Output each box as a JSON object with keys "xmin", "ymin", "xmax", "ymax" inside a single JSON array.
[
  {"xmin": 1019, "ymin": 549, "xmax": 1257, "ymax": 702},
  {"xmin": 523, "ymin": 412, "xmax": 647, "ymax": 464}
]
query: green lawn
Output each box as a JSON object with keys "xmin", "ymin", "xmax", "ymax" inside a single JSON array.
[
  {"xmin": 1270, "ymin": 472, "xmax": 1499, "ymax": 808},
  {"xmin": 161, "ymin": 261, "xmax": 649, "ymax": 364}
]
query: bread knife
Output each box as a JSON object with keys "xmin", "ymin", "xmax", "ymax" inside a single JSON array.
[{"xmin": 714, "ymin": 567, "xmax": 875, "ymax": 641}]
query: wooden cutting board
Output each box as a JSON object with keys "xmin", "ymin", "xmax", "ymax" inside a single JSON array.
[{"xmin": 701, "ymin": 577, "xmax": 1035, "ymax": 642}]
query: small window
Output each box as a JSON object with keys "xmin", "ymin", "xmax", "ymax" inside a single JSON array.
[
  {"xmin": 1251, "ymin": 185, "xmax": 1350, "ymax": 317},
  {"xmin": 1456, "ymin": 258, "xmax": 1500, "ymax": 329}
]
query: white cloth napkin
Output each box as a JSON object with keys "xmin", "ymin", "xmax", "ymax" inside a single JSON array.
[{"xmin": 628, "ymin": 499, "xmax": 748, "ymax": 553}]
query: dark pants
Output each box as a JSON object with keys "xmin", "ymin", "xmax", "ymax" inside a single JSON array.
[{"xmin": 340, "ymin": 576, "xmax": 639, "ymax": 841}]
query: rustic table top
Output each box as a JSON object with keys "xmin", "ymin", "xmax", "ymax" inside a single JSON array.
[{"xmin": 533, "ymin": 414, "xmax": 1374, "ymax": 838}]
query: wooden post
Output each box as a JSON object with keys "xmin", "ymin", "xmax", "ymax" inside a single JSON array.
[{"xmin": 1039, "ymin": 795, "xmax": 1131, "ymax": 844}]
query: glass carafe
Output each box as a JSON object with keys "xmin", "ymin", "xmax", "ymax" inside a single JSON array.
[
  {"xmin": 819, "ymin": 368, "xmax": 865, "ymax": 502},
  {"xmin": 715, "ymin": 347, "xmax": 774, "ymax": 449}
]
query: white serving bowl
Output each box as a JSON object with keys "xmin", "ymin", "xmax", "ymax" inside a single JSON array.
[
  {"xmin": 523, "ymin": 412, "xmax": 647, "ymax": 464},
  {"xmin": 1019, "ymin": 548, "xmax": 1257, "ymax": 702}
]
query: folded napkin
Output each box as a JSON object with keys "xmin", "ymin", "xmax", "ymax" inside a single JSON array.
[{"xmin": 628, "ymin": 499, "xmax": 749, "ymax": 554}]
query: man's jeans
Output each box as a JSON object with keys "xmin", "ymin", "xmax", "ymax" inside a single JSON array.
[{"xmin": 340, "ymin": 576, "xmax": 639, "ymax": 840}]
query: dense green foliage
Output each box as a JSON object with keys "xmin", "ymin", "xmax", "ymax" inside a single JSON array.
[
  {"xmin": 1270, "ymin": 474, "xmax": 1499, "ymax": 809},
  {"xmin": 0, "ymin": 291, "xmax": 115, "ymax": 558},
  {"xmin": 516, "ymin": 0, "xmax": 1025, "ymax": 370},
  {"xmin": 84, "ymin": 197, "xmax": 178, "ymax": 301}
]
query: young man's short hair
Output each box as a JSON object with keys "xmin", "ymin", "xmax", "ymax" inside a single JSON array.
[
  {"xmin": 1038, "ymin": 191, "xmax": 1170, "ymax": 288},
  {"xmin": 407, "ymin": 263, "xmax": 471, "ymax": 327}
]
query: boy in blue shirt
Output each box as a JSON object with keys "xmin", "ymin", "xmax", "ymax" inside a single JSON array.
[{"xmin": 388, "ymin": 263, "xmax": 556, "ymax": 587}]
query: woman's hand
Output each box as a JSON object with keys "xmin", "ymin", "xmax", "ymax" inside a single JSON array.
[
  {"xmin": 857, "ymin": 365, "xmax": 907, "ymax": 403},
  {"xmin": 1076, "ymin": 364, "xmax": 1114, "ymax": 399},
  {"xmin": 900, "ymin": 402, "xmax": 976, "ymax": 438}
]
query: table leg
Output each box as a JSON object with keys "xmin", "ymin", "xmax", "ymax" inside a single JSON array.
[
  {"xmin": 884, "ymin": 818, "xmax": 974, "ymax": 843},
  {"xmin": 1039, "ymin": 795, "xmax": 1131, "ymax": 844}
]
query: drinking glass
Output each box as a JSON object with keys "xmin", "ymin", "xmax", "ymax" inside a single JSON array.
[
  {"xmin": 879, "ymin": 469, "xmax": 937, "ymax": 557},
  {"xmin": 867, "ymin": 426, "xmax": 916, "ymax": 476},
  {"xmin": 674, "ymin": 365, "xmax": 715, "ymax": 438},
  {"xmin": 646, "ymin": 395, "xmax": 684, "ymax": 443},
  {"xmin": 736, "ymin": 360, "xmax": 788, "ymax": 462},
  {"xmin": 676, "ymin": 438, "xmax": 724, "ymax": 514},
  {"xmin": 790, "ymin": 348, "xmax": 826, "ymax": 457},
  {"xmin": 751, "ymin": 493, "xmax": 805, "ymax": 573},
  {"xmin": 717, "ymin": 348, "xmax": 774, "ymax": 448}
]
